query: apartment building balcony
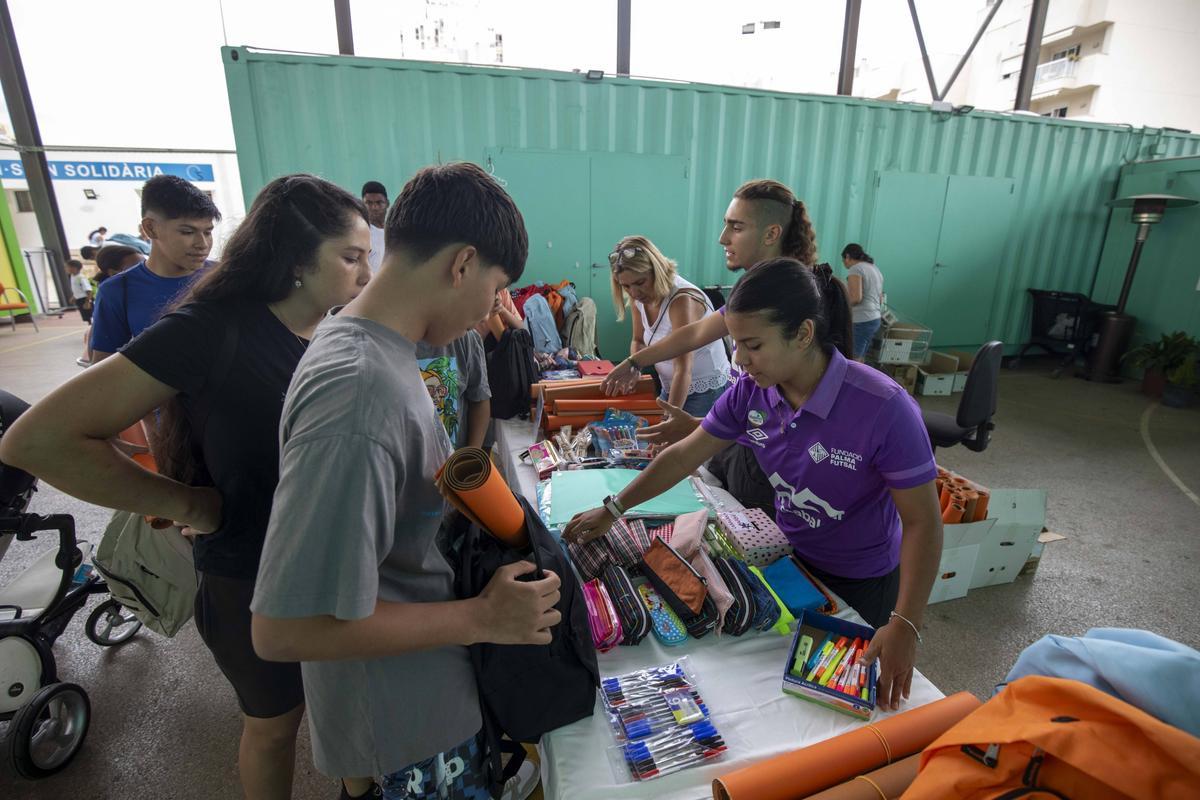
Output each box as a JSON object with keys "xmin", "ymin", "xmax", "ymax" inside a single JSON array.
[{"xmin": 1031, "ymin": 52, "xmax": 1103, "ymax": 102}]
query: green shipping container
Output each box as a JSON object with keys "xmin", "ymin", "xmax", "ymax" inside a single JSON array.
[{"xmin": 223, "ymin": 47, "xmax": 1200, "ymax": 357}]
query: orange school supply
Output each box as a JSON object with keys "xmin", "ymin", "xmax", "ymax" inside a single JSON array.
[
  {"xmin": 533, "ymin": 374, "xmax": 662, "ymax": 432},
  {"xmin": 711, "ymin": 692, "xmax": 982, "ymax": 800},
  {"xmin": 802, "ymin": 754, "xmax": 921, "ymax": 799},
  {"xmin": 436, "ymin": 447, "xmax": 528, "ymax": 547},
  {"xmin": 934, "ymin": 466, "xmax": 991, "ymax": 524}
]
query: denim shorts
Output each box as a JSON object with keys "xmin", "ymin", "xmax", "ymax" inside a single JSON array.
[
  {"xmin": 660, "ymin": 380, "xmax": 729, "ymax": 417},
  {"xmin": 852, "ymin": 318, "xmax": 882, "ymax": 359}
]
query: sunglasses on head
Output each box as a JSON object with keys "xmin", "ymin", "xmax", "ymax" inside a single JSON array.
[{"xmin": 609, "ymin": 245, "xmax": 643, "ymax": 267}]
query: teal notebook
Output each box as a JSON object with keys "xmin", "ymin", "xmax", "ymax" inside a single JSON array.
[{"xmin": 547, "ymin": 469, "xmax": 705, "ymax": 526}]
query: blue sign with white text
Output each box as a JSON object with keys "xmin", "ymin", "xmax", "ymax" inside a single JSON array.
[{"xmin": 0, "ymin": 160, "xmax": 215, "ymax": 182}]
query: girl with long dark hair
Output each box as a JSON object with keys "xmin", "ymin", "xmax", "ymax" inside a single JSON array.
[{"xmin": 2, "ymin": 174, "xmax": 372, "ymax": 798}]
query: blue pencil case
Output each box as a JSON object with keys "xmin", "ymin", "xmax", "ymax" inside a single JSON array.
[{"xmin": 762, "ymin": 556, "xmax": 829, "ymax": 616}]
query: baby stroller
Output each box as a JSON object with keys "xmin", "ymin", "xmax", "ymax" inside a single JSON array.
[{"xmin": 0, "ymin": 390, "xmax": 142, "ymax": 779}]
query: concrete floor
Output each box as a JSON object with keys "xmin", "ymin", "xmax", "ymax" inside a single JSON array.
[{"xmin": 2, "ymin": 317, "xmax": 1198, "ymax": 798}]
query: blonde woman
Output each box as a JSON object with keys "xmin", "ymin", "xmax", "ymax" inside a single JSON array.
[{"xmin": 610, "ymin": 236, "xmax": 731, "ymax": 416}]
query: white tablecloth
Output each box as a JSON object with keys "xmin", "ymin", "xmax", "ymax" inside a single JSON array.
[{"xmin": 491, "ymin": 417, "xmax": 945, "ymax": 800}]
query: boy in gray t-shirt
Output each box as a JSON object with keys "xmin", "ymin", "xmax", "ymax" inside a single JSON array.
[{"xmin": 252, "ymin": 163, "xmax": 558, "ymax": 797}]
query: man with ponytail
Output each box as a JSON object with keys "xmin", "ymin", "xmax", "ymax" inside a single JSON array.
[
  {"xmin": 602, "ymin": 178, "xmax": 817, "ymax": 442},
  {"xmin": 567, "ymin": 258, "xmax": 943, "ymax": 713}
]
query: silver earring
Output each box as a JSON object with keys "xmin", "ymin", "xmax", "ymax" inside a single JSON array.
[{"xmin": 294, "ymin": 278, "xmax": 303, "ymax": 288}]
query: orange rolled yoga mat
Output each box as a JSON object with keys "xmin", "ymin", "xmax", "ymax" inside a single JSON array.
[
  {"xmin": 802, "ymin": 754, "xmax": 920, "ymax": 800},
  {"xmin": 974, "ymin": 489, "xmax": 990, "ymax": 522},
  {"xmin": 554, "ymin": 399, "xmax": 663, "ymax": 414},
  {"xmin": 961, "ymin": 490, "xmax": 979, "ymax": 523},
  {"xmin": 435, "ymin": 447, "xmax": 527, "ymax": 547},
  {"xmin": 545, "ymin": 413, "xmax": 605, "ymax": 431},
  {"xmin": 545, "ymin": 411, "xmax": 663, "ymax": 431},
  {"xmin": 711, "ymin": 692, "xmax": 981, "ymax": 800},
  {"xmin": 938, "ymin": 484, "xmax": 952, "ymax": 512}
]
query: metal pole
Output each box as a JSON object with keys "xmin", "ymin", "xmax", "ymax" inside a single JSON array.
[
  {"xmin": 617, "ymin": 0, "xmax": 631, "ymax": 76},
  {"xmin": 837, "ymin": 0, "xmax": 862, "ymax": 96},
  {"xmin": 938, "ymin": 0, "xmax": 1005, "ymax": 101},
  {"xmin": 1115, "ymin": 222, "xmax": 1151, "ymax": 314},
  {"xmin": 0, "ymin": 0, "xmax": 71, "ymax": 309},
  {"xmin": 1014, "ymin": 0, "xmax": 1050, "ymax": 110},
  {"xmin": 334, "ymin": 0, "xmax": 354, "ymax": 56},
  {"xmin": 905, "ymin": 0, "xmax": 941, "ymax": 102}
]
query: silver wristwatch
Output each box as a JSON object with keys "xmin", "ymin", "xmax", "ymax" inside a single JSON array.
[{"xmin": 602, "ymin": 494, "xmax": 626, "ymax": 520}]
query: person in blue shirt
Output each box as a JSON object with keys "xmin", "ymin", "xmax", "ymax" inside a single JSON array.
[{"xmin": 89, "ymin": 175, "xmax": 221, "ymax": 361}]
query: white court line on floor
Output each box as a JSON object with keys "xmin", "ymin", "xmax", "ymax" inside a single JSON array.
[
  {"xmin": 1140, "ymin": 402, "xmax": 1200, "ymax": 508},
  {"xmin": 0, "ymin": 329, "xmax": 82, "ymax": 355}
]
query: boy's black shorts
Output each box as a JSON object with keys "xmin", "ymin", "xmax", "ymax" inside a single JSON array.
[{"xmin": 194, "ymin": 572, "xmax": 305, "ymax": 719}]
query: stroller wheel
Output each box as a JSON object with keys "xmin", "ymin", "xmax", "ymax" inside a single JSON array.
[
  {"xmin": 85, "ymin": 599, "xmax": 143, "ymax": 646},
  {"xmin": 7, "ymin": 682, "xmax": 91, "ymax": 779}
]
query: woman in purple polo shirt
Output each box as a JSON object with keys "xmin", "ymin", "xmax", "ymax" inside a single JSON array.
[{"xmin": 564, "ymin": 259, "xmax": 943, "ymax": 710}]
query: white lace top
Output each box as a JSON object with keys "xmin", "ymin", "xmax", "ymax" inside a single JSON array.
[{"xmin": 636, "ymin": 274, "xmax": 732, "ymax": 396}]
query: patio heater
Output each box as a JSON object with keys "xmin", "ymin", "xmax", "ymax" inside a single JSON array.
[{"xmin": 1084, "ymin": 193, "xmax": 1198, "ymax": 382}]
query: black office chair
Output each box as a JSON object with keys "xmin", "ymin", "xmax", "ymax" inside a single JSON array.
[{"xmin": 923, "ymin": 341, "xmax": 1003, "ymax": 453}]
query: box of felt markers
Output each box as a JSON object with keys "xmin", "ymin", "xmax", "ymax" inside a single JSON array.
[{"xmin": 781, "ymin": 611, "xmax": 877, "ymax": 720}]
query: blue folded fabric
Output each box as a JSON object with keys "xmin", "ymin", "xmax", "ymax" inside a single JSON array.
[
  {"xmin": 761, "ymin": 557, "xmax": 826, "ymax": 616},
  {"xmin": 1003, "ymin": 628, "xmax": 1200, "ymax": 737}
]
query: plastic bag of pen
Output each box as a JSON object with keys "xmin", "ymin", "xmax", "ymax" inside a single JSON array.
[
  {"xmin": 588, "ymin": 409, "xmax": 650, "ymax": 458},
  {"xmin": 601, "ymin": 659, "xmax": 728, "ymax": 781}
]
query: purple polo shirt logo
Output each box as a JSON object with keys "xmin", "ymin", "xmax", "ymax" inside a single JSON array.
[
  {"xmin": 807, "ymin": 442, "xmax": 829, "ymax": 463},
  {"xmin": 768, "ymin": 472, "xmax": 845, "ymax": 528}
]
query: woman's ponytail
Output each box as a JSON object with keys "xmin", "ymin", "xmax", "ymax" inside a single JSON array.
[
  {"xmin": 727, "ymin": 259, "xmax": 854, "ymax": 361},
  {"xmin": 813, "ymin": 263, "xmax": 854, "ymax": 360}
]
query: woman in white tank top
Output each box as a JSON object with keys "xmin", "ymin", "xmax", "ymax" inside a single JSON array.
[{"xmin": 609, "ymin": 235, "xmax": 732, "ymax": 416}]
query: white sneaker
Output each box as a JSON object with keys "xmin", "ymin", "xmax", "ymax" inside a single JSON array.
[
  {"xmin": 500, "ymin": 759, "xmax": 539, "ymax": 800},
  {"xmin": 75, "ymin": 356, "xmax": 91, "ymax": 368}
]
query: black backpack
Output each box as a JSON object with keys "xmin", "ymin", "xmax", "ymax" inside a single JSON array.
[
  {"xmin": 487, "ymin": 328, "xmax": 538, "ymax": 420},
  {"xmin": 450, "ymin": 494, "xmax": 599, "ymax": 795}
]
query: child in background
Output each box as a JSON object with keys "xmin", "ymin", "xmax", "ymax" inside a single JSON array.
[{"xmin": 67, "ymin": 259, "xmax": 93, "ymax": 323}]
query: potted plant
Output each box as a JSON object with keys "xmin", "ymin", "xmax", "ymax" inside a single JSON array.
[
  {"xmin": 1163, "ymin": 352, "xmax": 1199, "ymax": 408},
  {"xmin": 1124, "ymin": 332, "xmax": 1199, "ymax": 399}
]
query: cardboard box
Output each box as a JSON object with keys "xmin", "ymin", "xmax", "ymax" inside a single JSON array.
[
  {"xmin": 945, "ymin": 349, "xmax": 977, "ymax": 393},
  {"xmin": 782, "ymin": 611, "xmax": 877, "ymax": 720},
  {"xmin": 918, "ymin": 352, "xmax": 960, "ymax": 396},
  {"xmin": 1019, "ymin": 529, "xmax": 1068, "ymax": 577},
  {"xmin": 970, "ymin": 489, "xmax": 1047, "ymax": 589},
  {"xmin": 880, "ymin": 363, "xmax": 919, "ymax": 396},
  {"xmin": 873, "ymin": 322, "xmax": 932, "ymax": 365},
  {"xmin": 928, "ymin": 544, "xmax": 979, "ymax": 604}
]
